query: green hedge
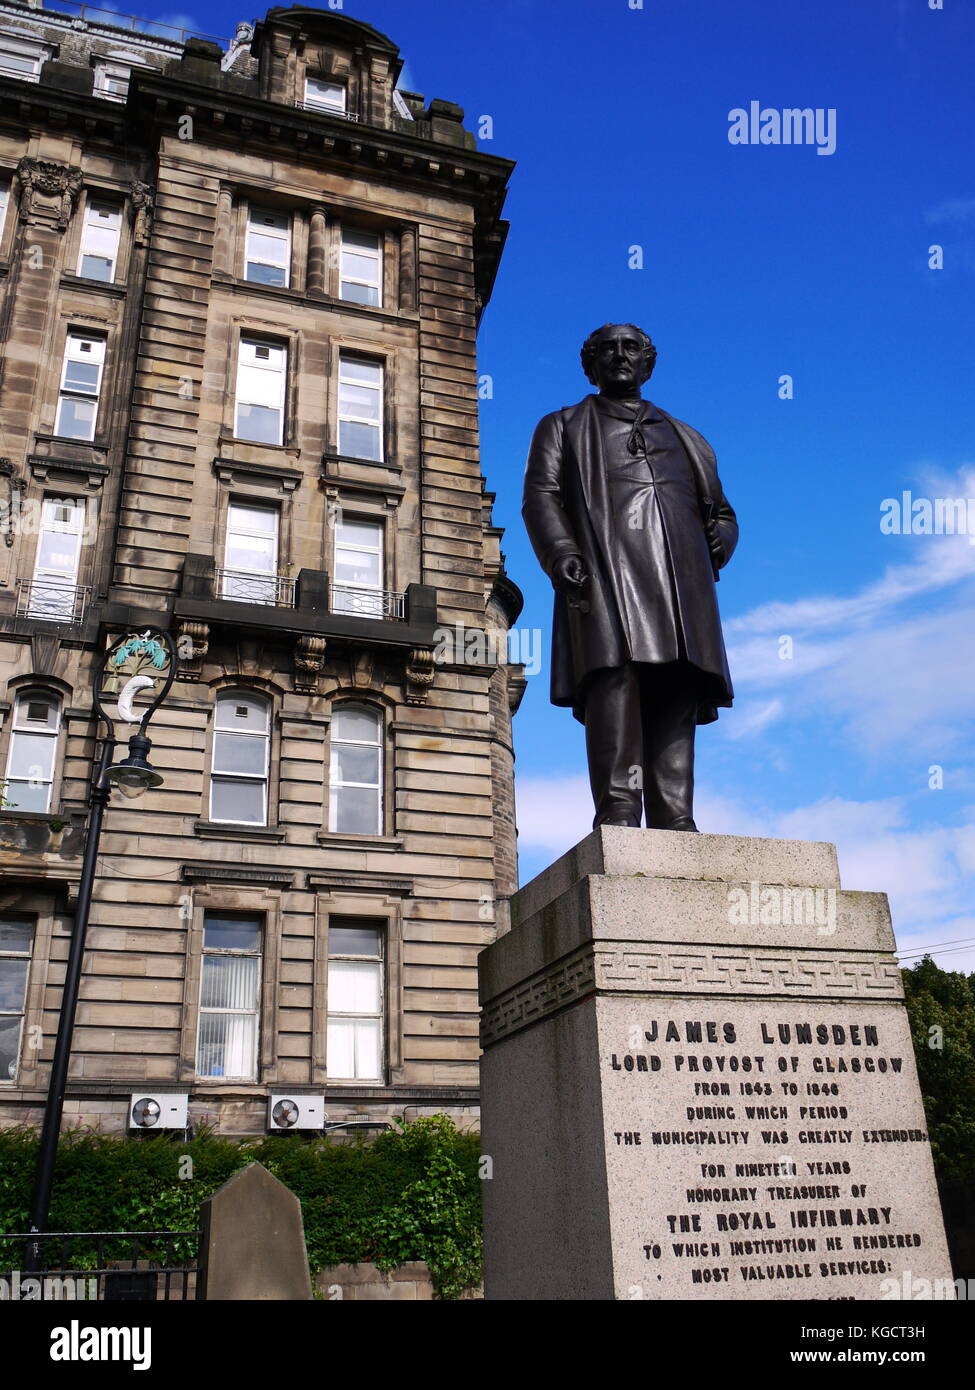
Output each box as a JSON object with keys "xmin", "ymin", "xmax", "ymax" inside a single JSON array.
[{"xmin": 0, "ymin": 1114, "xmax": 483, "ymax": 1299}]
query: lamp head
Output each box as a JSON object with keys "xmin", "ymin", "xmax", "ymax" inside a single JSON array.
[{"xmin": 105, "ymin": 733, "xmax": 162, "ymax": 799}]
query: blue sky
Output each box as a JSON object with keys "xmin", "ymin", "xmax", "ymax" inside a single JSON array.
[{"xmin": 156, "ymin": 0, "xmax": 974, "ymax": 968}]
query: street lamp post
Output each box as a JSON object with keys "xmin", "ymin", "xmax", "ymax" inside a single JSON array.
[{"xmin": 27, "ymin": 627, "xmax": 176, "ymax": 1261}]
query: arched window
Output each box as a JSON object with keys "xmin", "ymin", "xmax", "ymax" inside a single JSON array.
[
  {"xmin": 3, "ymin": 689, "xmax": 62, "ymax": 813},
  {"xmin": 209, "ymin": 691, "xmax": 270, "ymax": 825},
  {"xmin": 328, "ymin": 704, "xmax": 382, "ymax": 835}
]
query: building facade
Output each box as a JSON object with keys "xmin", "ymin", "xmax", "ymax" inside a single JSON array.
[{"xmin": 0, "ymin": 2, "xmax": 523, "ymax": 1136}]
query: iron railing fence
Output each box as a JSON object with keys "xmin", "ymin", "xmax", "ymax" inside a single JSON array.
[
  {"xmin": 217, "ymin": 568, "xmax": 296, "ymax": 607},
  {"xmin": 16, "ymin": 578, "xmax": 91, "ymax": 623},
  {"xmin": 293, "ymin": 100, "xmax": 359, "ymax": 119},
  {"xmin": 0, "ymin": 1229, "xmax": 200, "ymax": 1301},
  {"xmin": 33, "ymin": 2, "xmax": 228, "ymax": 47},
  {"xmin": 330, "ymin": 583, "xmax": 405, "ymax": 620}
]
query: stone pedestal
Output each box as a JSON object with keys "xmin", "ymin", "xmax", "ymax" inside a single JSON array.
[{"xmin": 479, "ymin": 829, "xmax": 954, "ymax": 1300}]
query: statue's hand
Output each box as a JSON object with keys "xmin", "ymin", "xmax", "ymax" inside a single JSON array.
[{"xmin": 551, "ymin": 553, "xmax": 588, "ymax": 596}]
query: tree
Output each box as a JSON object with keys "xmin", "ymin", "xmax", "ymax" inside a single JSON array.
[{"xmin": 902, "ymin": 956, "xmax": 975, "ymax": 1180}]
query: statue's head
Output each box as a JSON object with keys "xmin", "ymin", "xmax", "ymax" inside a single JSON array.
[{"xmin": 580, "ymin": 323, "xmax": 657, "ymax": 395}]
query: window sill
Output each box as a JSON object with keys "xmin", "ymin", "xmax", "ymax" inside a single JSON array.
[
  {"xmin": 213, "ymin": 451, "xmax": 303, "ymax": 492},
  {"xmin": 192, "ymin": 1080, "xmax": 262, "ymax": 1094},
  {"xmin": 315, "ymin": 831, "xmax": 403, "ymax": 852},
  {"xmin": 321, "ymin": 450, "xmax": 402, "ymax": 476},
  {"xmin": 60, "ymin": 273, "xmax": 126, "ymax": 298},
  {"xmin": 194, "ymin": 820, "xmax": 287, "ymax": 842},
  {"xmin": 224, "ymin": 276, "xmax": 417, "ymax": 324}
]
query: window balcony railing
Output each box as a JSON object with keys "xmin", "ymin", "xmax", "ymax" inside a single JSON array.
[
  {"xmin": 330, "ymin": 584, "xmax": 405, "ymax": 621},
  {"xmin": 293, "ymin": 101, "xmax": 359, "ymax": 120},
  {"xmin": 16, "ymin": 578, "xmax": 91, "ymax": 624},
  {"xmin": 37, "ymin": 1, "xmax": 228, "ymax": 47},
  {"xmin": 217, "ymin": 568, "xmax": 296, "ymax": 608}
]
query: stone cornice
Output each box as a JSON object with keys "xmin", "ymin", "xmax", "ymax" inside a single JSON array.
[
  {"xmin": 127, "ymin": 68, "xmax": 513, "ymax": 187},
  {"xmin": 0, "ymin": 61, "xmax": 512, "ymax": 309}
]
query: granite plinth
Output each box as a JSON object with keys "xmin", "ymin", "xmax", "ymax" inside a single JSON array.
[{"xmin": 479, "ymin": 829, "xmax": 954, "ymax": 1301}]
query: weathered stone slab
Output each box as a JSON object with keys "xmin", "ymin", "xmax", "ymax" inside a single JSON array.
[
  {"xmin": 197, "ymin": 1162, "xmax": 312, "ymax": 1300},
  {"xmin": 509, "ymin": 826, "xmax": 841, "ymax": 929},
  {"xmin": 480, "ymin": 831, "xmax": 953, "ymax": 1300}
]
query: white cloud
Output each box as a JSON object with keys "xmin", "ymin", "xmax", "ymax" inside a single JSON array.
[
  {"xmin": 925, "ymin": 198, "xmax": 975, "ymax": 225},
  {"xmin": 723, "ymin": 697, "xmax": 784, "ymax": 739},
  {"xmin": 516, "ymin": 772, "xmax": 593, "ymax": 855},
  {"xmin": 723, "ymin": 466, "xmax": 975, "ymax": 753}
]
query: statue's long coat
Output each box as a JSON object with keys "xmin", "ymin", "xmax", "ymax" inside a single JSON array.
[{"xmin": 522, "ymin": 394, "xmax": 738, "ymax": 724}]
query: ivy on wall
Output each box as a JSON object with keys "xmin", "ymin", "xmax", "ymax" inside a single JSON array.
[{"xmin": 0, "ymin": 1114, "xmax": 482, "ymax": 1300}]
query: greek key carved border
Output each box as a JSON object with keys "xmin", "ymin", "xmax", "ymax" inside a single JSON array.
[{"xmin": 480, "ymin": 942, "xmax": 903, "ymax": 1046}]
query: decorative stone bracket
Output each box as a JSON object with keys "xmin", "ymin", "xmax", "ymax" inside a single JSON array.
[
  {"xmin": 294, "ymin": 634, "xmax": 326, "ymax": 692},
  {"xmin": 404, "ymin": 647, "xmax": 434, "ymax": 705},
  {"xmin": 176, "ymin": 619, "xmax": 209, "ymax": 680}
]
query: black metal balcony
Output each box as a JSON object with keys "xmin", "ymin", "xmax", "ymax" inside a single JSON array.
[{"xmin": 174, "ymin": 555, "xmax": 436, "ymax": 650}]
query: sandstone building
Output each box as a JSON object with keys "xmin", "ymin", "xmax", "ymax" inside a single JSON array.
[{"xmin": 0, "ymin": 1, "xmax": 522, "ymax": 1136}]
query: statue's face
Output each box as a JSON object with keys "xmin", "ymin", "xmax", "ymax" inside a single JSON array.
[{"xmin": 589, "ymin": 326, "xmax": 652, "ymax": 395}]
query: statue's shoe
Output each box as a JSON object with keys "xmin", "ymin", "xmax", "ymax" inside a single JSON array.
[{"xmin": 667, "ymin": 817, "xmax": 699, "ymax": 832}]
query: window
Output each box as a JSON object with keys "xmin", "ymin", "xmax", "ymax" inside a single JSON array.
[
  {"xmin": 327, "ymin": 918, "xmax": 383, "ymax": 1081},
  {"xmin": 55, "ymin": 334, "xmax": 105, "ymax": 441},
  {"xmin": 222, "ymin": 502, "xmax": 279, "ymax": 604},
  {"xmin": 304, "ymin": 77, "xmax": 345, "ymax": 113},
  {"xmin": 235, "ymin": 338, "xmax": 286, "ymax": 445},
  {"xmin": 338, "ymin": 355, "xmax": 383, "ymax": 461},
  {"xmin": 340, "ymin": 228, "xmax": 382, "ymax": 307},
  {"xmin": 209, "ymin": 691, "xmax": 270, "ymax": 825},
  {"xmin": 77, "ymin": 198, "xmax": 122, "ymax": 282},
  {"xmin": 245, "ymin": 207, "xmax": 291, "ymax": 287},
  {"xmin": 0, "ymin": 183, "xmax": 8, "ymax": 240},
  {"xmin": 30, "ymin": 499, "xmax": 85, "ymax": 621},
  {"xmin": 93, "ymin": 60, "xmax": 133, "ymax": 101},
  {"xmin": 3, "ymin": 690, "xmax": 61, "ymax": 813},
  {"xmin": 0, "ymin": 37, "xmax": 48, "ymax": 83},
  {"xmin": 329, "ymin": 704, "xmax": 382, "ymax": 835},
  {"xmin": 0, "ymin": 917, "xmax": 33, "ymax": 1083},
  {"xmin": 332, "ymin": 516, "xmax": 384, "ymax": 617},
  {"xmin": 197, "ymin": 913, "xmax": 262, "ymax": 1079}
]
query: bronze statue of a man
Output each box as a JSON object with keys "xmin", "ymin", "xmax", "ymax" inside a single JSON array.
[{"xmin": 522, "ymin": 323, "xmax": 737, "ymax": 831}]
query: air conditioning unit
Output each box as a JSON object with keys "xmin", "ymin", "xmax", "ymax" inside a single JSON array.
[
  {"xmin": 128, "ymin": 1093, "xmax": 189, "ymax": 1130},
  {"xmin": 269, "ymin": 1095, "xmax": 327, "ymax": 1131}
]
